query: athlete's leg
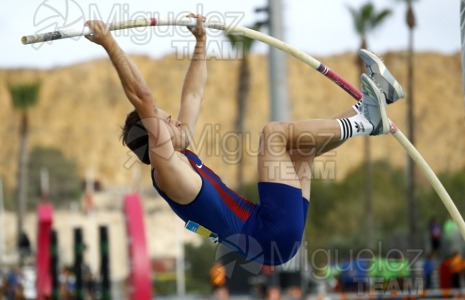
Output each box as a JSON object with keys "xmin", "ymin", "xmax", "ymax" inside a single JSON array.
[
  {"xmin": 316, "ymin": 105, "xmax": 360, "ymax": 156},
  {"xmin": 258, "ymin": 74, "xmax": 390, "ymax": 189},
  {"xmin": 257, "ymin": 118, "xmax": 341, "ymax": 190},
  {"xmin": 288, "ymin": 150, "xmax": 314, "ymax": 201},
  {"xmin": 287, "ymin": 105, "xmax": 360, "ymax": 200}
]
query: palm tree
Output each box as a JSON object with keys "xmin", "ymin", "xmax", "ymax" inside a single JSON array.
[
  {"xmin": 9, "ymin": 83, "xmax": 40, "ymax": 264},
  {"xmin": 395, "ymin": 0, "xmax": 420, "ymax": 251},
  {"xmin": 225, "ymin": 24, "xmax": 262, "ymax": 195},
  {"xmin": 349, "ymin": 3, "xmax": 392, "ymax": 74},
  {"xmin": 348, "ymin": 2, "xmax": 392, "ymax": 250}
]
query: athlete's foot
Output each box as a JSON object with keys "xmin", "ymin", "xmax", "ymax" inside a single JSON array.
[
  {"xmin": 360, "ymin": 74, "xmax": 390, "ymax": 135},
  {"xmin": 359, "ymin": 49, "xmax": 405, "ymax": 104}
]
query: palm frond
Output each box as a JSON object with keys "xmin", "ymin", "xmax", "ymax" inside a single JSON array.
[
  {"xmin": 348, "ymin": 2, "xmax": 392, "ymax": 37},
  {"xmin": 372, "ymin": 10, "xmax": 393, "ymax": 28},
  {"xmin": 225, "ymin": 23, "xmax": 264, "ymax": 54}
]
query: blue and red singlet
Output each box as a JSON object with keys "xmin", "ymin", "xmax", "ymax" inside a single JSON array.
[{"xmin": 151, "ymin": 149, "xmax": 309, "ymax": 266}]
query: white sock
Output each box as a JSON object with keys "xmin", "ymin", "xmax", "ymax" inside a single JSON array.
[{"xmin": 337, "ymin": 114, "xmax": 373, "ymax": 140}]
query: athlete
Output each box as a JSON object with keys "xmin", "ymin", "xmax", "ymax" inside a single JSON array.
[{"xmin": 84, "ymin": 16, "xmax": 404, "ymax": 266}]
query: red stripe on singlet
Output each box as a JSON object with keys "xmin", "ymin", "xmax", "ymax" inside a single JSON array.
[{"xmin": 196, "ymin": 166, "xmax": 251, "ymax": 222}]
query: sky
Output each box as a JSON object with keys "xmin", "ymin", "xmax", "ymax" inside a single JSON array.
[{"xmin": 1, "ymin": 0, "xmax": 461, "ymax": 69}]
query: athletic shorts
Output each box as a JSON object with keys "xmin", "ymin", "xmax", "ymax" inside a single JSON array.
[{"xmin": 227, "ymin": 182, "xmax": 309, "ymax": 266}]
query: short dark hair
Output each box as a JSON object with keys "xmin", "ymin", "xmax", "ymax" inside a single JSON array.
[{"xmin": 121, "ymin": 109, "xmax": 150, "ymax": 165}]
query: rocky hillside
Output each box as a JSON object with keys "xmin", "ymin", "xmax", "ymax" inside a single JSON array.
[{"xmin": 1, "ymin": 51, "xmax": 464, "ymax": 193}]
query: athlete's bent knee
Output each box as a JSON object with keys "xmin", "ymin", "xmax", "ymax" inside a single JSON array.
[{"xmin": 260, "ymin": 122, "xmax": 289, "ymax": 151}]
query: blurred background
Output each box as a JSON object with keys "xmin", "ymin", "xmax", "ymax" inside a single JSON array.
[{"xmin": 0, "ymin": 0, "xmax": 464, "ymax": 299}]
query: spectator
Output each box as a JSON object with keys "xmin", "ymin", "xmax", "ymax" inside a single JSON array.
[
  {"xmin": 449, "ymin": 251, "xmax": 463, "ymax": 289},
  {"xmin": 59, "ymin": 266, "xmax": 75, "ymax": 299},
  {"xmin": 210, "ymin": 262, "xmax": 228, "ymax": 300},
  {"xmin": 442, "ymin": 219, "xmax": 462, "ymax": 257},
  {"xmin": 423, "ymin": 252, "xmax": 435, "ymax": 290},
  {"xmin": 5, "ymin": 267, "xmax": 24, "ymax": 300},
  {"xmin": 338, "ymin": 258, "xmax": 369, "ymax": 292},
  {"xmin": 429, "ymin": 217, "xmax": 442, "ymax": 253},
  {"xmin": 439, "ymin": 253, "xmax": 453, "ymax": 289},
  {"xmin": 82, "ymin": 263, "xmax": 96, "ymax": 300}
]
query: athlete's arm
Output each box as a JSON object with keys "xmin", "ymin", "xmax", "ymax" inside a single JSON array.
[
  {"xmin": 85, "ymin": 20, "xmax": 176, "ymax": 166},
  {"xmin": 177, "ymin": 15, "xmax": 207, "ymax": 140}
]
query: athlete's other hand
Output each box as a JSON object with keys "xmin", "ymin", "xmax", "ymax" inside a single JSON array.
[
  {"xmin": 186, "ymin": 13, "xmax": 206, "ymax": 42},
  {"xmin": 85, "ymin": 20, "xmax": 114, "ymax": 47}
]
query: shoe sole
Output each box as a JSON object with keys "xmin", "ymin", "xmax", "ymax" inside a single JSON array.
[
  {"xmin": 361, "ymin": 74, "xmax": 390, "ymax": 135},
  {"xmin": 359, "ymin": 49, "xmax": 405, "ymax": 103}
]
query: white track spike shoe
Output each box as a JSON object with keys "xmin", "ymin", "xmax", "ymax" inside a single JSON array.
[
  {"xmin": 359, "ymin": 49, "xmax": 405, "ymax": 104},
  {"xmin": 360, "ymin": 74, "xmax": 390, "ymax": 135}
]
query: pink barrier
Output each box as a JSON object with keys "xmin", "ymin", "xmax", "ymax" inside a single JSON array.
[
  {"xmin": 124, "ymin": 194, "xmax": 153, "ymax": 300},
  {"xmin": 36, "ymin": 204, "xmax": 53, "ymax": 300}
]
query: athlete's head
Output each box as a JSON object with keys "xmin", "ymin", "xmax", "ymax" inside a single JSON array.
[
  {"xmin": 121, "ymin": 110, "xmax": 150, "ymax": 164},
  {"xmin": 121, "ymin": 109, "xmax": 188, "ymax": 165}
]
